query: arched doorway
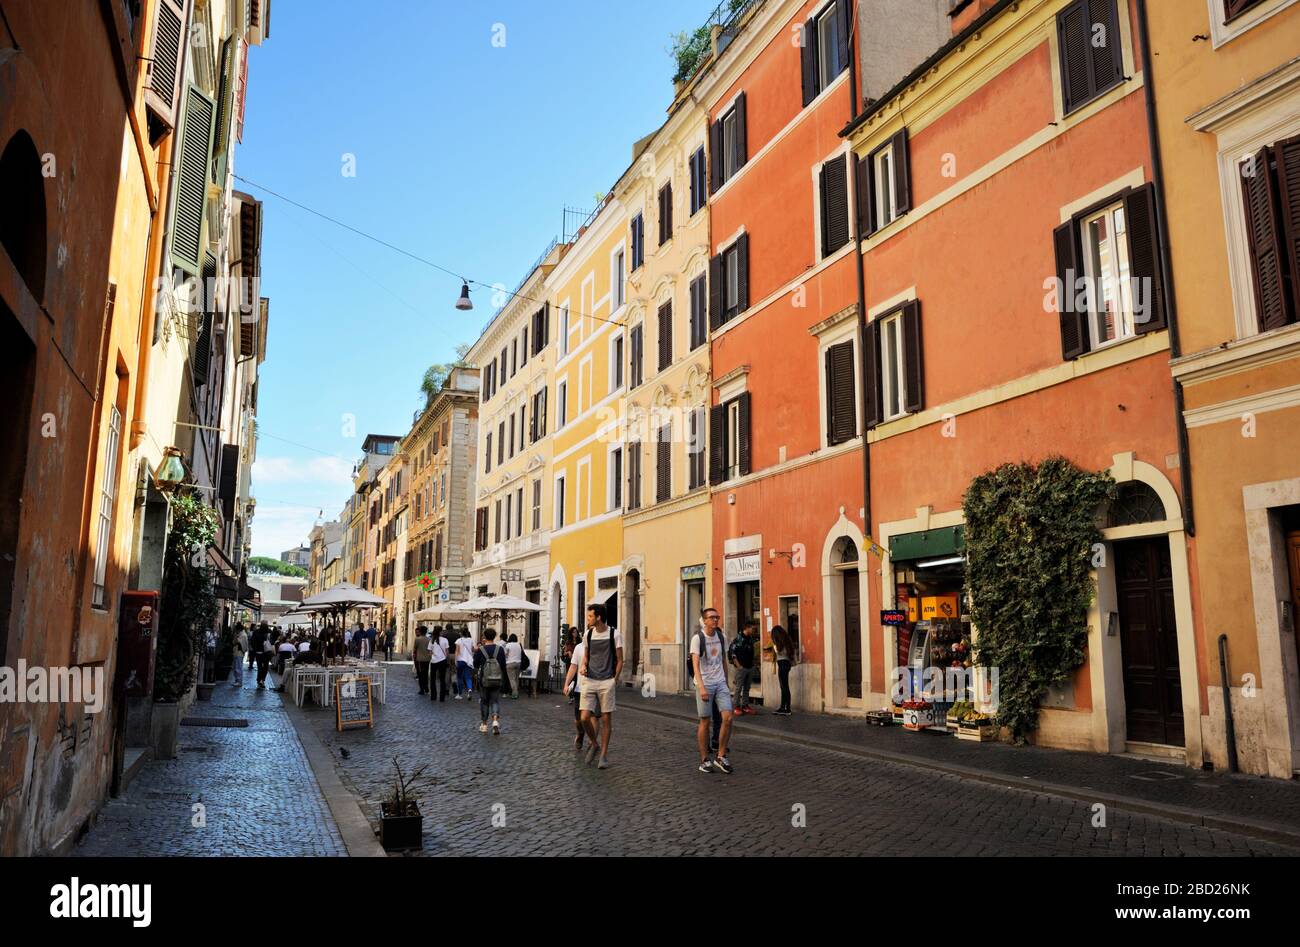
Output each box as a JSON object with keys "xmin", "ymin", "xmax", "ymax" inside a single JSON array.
[
  {"xmin": 548, "ymin": 581, "xmax": 564, "ymax": 662},
  {"xmin": 833, "ymin": 537, "xmax": 862, "ymax": 699}
]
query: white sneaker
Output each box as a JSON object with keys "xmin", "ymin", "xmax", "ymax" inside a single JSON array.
[{"xmin": 478, "ymin": 722, "xmax": 488, "ymax": 733}]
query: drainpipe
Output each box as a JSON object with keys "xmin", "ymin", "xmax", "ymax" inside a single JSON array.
[
  {"xmin": 847, "ymin": 10, "xmax": 871, "ymax": 540},
  {"xmin": 1135, "ymin": 0, "xmax": 1195, "ymax": 537},
  {"xmin": 1218, "ymin": 634, "xmax": 1239, "ymax": 773}
]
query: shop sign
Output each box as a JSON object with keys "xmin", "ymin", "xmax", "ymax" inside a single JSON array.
[
  {"xmin": 500, "ymin": 569, "xmax": 522, "ymax": 582},
  {"xmin": 723, "ymin": 553, "xmax": 761, "ymax": 583},
  {"xmin": 680, "ymin": 563, "xmax": 706, "ymax": 581},
  {"xmin": 880, "ymin": 609, "xmax": 908, "ymax": 626}
]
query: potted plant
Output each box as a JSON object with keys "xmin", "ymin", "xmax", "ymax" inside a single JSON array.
[{"xmin": 380, "ymin": 757, "xmax": 428, "ymax": 852}]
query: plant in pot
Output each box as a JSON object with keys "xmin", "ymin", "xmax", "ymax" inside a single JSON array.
[{"xmin": 380, "ymin": 756, "xmax": 429, "ymax": 852}]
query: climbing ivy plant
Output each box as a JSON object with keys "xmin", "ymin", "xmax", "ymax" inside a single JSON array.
[
  {"xmin": 154, "ymin": 492, "xmax": 221, "ymax": 702},
  {"xmin": 962, "ymin": 457, "xmax": 1114, "ymax": 743}
]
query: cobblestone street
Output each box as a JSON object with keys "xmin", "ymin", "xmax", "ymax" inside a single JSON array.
[
  {"xmin": 289, "ymin": 665, "xmax": 1300, "ymax": 857},
  {"xmin": 75, "ymin": 679, "xmax": 345, "ymax": 857}
]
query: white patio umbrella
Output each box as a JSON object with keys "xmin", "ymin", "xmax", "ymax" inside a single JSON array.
[
  {"xmin": 296, "ymin": 581, "xmax": 388, "ymax": 661},
  {"xmin": 449, "ymin": 594, "xmax": 541, "ymax": 641}
]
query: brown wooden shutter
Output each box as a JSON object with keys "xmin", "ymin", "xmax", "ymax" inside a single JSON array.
[
  {"xmin": 656, "ymin": 425, "xmax": 672, "ymax": 503},
  {"xmin": 736, "ymin": 233, "xmax": 750, "ymax": 311},
  {"xmin": 1124, "ymin": 183, "xmax": 1166, "ymax": 334},
  {"xmin": 1057, "ymin": 0, "xmax": 1091, "ymax": 114},
  {"xmin": 144, "ymin": 0, "xmax": 190, "ymax": 128},
  {"xmin": 836, "ymin": 0, "xmax": 852, "ymax": 74},
  {"xmin": 658, "ymin": 300, "xmax": 673, "ymax": 372},
  {"xmin": 736, "ymin": 392, "xmax": 752, "ymax": 476},
  {"xmin": 540, "ymin": 385, "xmax": 547, "ymax": 435},
  {"xmin": 709, "ymin": 404, "xmax": 726, "ymax": 485},
  {"xmin": 193, "ymin": 253, "xmax": 216, "ymax": 387},
  {"xmin": 901, "ymin": 301, "xmax": 925, "ymax": 414},
  {"xmin": 735, "ymin": 93, "xmax": 748, "ymax": 170},
  {"xmin": 858, "ymin": 154, "xmax": 876, "ymax": 238},
  {"xmin": 1054, "ymin": 219, "xmax": 1090, "ymax": 359},
  {"xmin": 170, "ymin": 84, "xmax": 217, "ymax": 275},
  {"xmin": 219, "ymin": 443, "xmax": 239, "ymax": 521},
  {"xmin": 821, "ymin": 154, "xmax": 850, "ymax": 255},
  {"xmin": 630, "ymin": 324, "xmax": 643, "ymax": 387},
  {"xmin": 826, "ymin": 340, "xmax": 857, "ymax": 445},
  {"xmin": 891, "ymin": 128, "xmax": 911, "ymax": 216},
  {"xmin": 1088, "ymin": 0, "xmax": 1123, "ymax": 95},
  {"xmin": 709, "ymin": 120, "xmax": 723, "ymax": 194},
  {"xmin": 801, "ymin": 15, "xmax": 818, "ymax": 106},
  {"xmin": 1242, "ymin": 146, "xmax": 1292, "ymax": 332},
  {"xmin": 865, "ymin": 318, "xmax": 883, "ymax": 428},
  {"xmin": 1274, "ymin": 134, "xmax": 1300, "ymax": 324},
  {"xmin": 709, "ymin": 253, "xmax": 723, "ymax": 328}
]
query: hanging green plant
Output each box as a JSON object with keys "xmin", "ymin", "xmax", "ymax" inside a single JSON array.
[
  {"xmin": 154, "ymin": 493, "xmax": 221, "ymax": 702},
  {"xmin": 962, "ymin": 457, "xmax": 1114, "ymax": 743}
]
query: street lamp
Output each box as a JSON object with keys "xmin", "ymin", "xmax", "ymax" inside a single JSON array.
[
  {"xmin": 156, "ymin": 447, "xmax": 188, "ymax": 491},
  {"xmin": 454, "ymin": 281, "xmax": 473, "ymax": 311}
]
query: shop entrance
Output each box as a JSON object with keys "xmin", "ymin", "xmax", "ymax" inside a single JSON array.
[
  {"xmin": 625, "ymin": 570, "xmax": 641, "ymax": 675},
  {"xmin": 682, "ymin": 576, "xmax": 705, "ymax": 690},
  {"xmin": 1115, "ymin": 537, "xmax": 1184, "ymax": 747},
  {"xmin": 729, "ymin": 579, "xmax": 762, "ymax": 697}
]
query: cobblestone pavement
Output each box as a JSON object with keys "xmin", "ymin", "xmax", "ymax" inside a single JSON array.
[
  {"xmin": 75, "ymin": 677, "xmax": 345, "ymax": 857},
  {"xmin": 299, "ymin": 666, "xmax": 1300, "ymax": 857}
]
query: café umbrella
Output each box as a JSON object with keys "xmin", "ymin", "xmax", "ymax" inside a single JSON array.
[
  {"xmin": 448, "ymin": 594, "xmax": 541, "ymax": 641},
  {"xmin": 296, "ymin": 581, "xmax": 387, "ymax": 640}
]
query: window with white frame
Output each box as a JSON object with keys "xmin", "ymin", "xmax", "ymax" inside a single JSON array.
[
  {"xmin": 1081, "ymin": 201, "xmax": 1136, "ymax": 348},
  {"xmin": 554, "ymin": 473, "xmax": 566, "ymax": 529},
  {"xmin": 879, "ymin": 310, "xmax": 908, "ymax": 422},
  {"xmin": 816, "ymin": 4, "xmax": 843, "ymax": 92},
  {"xmin": 91, "ymin": 405, "xmax": 122, "ymax": 608},
  {"xmin": 873, "ymin": 143, "xmax": 898, "ymax": 231},
  {"xmin": 610, "ymin": 332, "xmax": 625, "ymax": 391},
  {"xmin": 613, "ymin": 249, "xmax": 626, "ymax": 308},
  {"xmin": 726, "ymin": 400, "xmax": 741, "ymax": 481},
  {"xmin": 557, "ymin": 379, "xmax": 568, "ymax": 428},
  {"xmin": 608, "ymin": 445, "xmax": 623, "ymax": 511},
  {"xmin": 531, "ymin": 478, "xmax": 542, "ymax": 532},
  {"xmin": 722, "ymin": 108, "xmax": 740, "ymax": 181}
]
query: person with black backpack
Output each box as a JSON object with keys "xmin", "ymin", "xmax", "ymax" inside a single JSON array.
[
  {"xmin": 691, "ymin": 608, "xmax": 734, "ymax": 774},
  {"xmin": 473, "ymin": 628, "xmax": 509, "ymax": 735},
  {"xmin": 729, "ymin": 620, "xmax": 760, "ymax": 715}
]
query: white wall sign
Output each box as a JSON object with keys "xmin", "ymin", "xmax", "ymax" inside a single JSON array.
[{"xmin": 723, "ymin": 553, "xmax": 761, "ymax": 584}]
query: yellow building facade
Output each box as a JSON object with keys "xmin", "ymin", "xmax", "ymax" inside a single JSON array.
[
  {"xmin": 616, "ymin": 99, "xmax": 714, "ymax": 691},
  {"xmin": 545, "ymin": 200, "xmax": 630, "ymax": 656}
]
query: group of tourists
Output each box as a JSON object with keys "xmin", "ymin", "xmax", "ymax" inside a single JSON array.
[
  {"xmin": 342, "ymin": 622, "xmax": 395, "ymax": 661},
  {"xmin": 229, "ymin": 621, "xmax": 313, "ymax": 689},
  {"xmin": 411, "ymin": 625, "xmax": 529, "ymax": 735}
]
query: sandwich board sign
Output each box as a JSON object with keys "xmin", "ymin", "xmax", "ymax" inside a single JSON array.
[{"xmin": 335, "ymin": 676, "xmax": 374, "ymax": 732}]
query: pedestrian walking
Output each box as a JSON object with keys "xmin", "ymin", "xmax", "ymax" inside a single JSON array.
[
  {"xmin": 384, "ymin": 625, "xmax": 396, "ymax": 661},
  {"xmin": 412, "ymin": 626, "xmax": 432, "ymax": 694},
  {"xmin": 474, "ymin": 629, "xmax": 508, "ymax": 735},
  {"xmin": 729, "ymin": 620, "xmax": 760, "ymax": 714},
  {"xmin": 250, "ymin": 622, "xmax": 274, "ymax": 689},
  {"xmin": 230, "ymin": 623, "xmax": 248, "ymax": 687},
  {"xmin": 686, "ymin": 617, "xmax": 723, "ymax": 751},
  {"xmin": 770, "ymin": 624, "xmax": 795, "ymax": 715},
  {"xmin": 454, "ymin": 630, "xmax": 475, "ymax": 698},
  {"xmin": 428, "ymin": 626, "xmax": 450, "ymax": 701},
  {"xmin": 692, "ymin": 608, "xmax": 734, "ymax": 774},
  {"xmin": 563, "ymin": 634, "xmax": 600, "ymax": 749},
  {"xmin": 365, "ymin": 623, "xmax": 378, "ymax": 660},
  {"xmin": 578, "ymin": 603, "xmax": 622, "ymax": 770},
  {"xmin": 504, "ymin": 633, "xmax": 523, "ymax": 698}
]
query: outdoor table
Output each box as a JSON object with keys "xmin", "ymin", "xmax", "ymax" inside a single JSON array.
[{"xmin": 285, "ymin": 663, "xmax": 386, "ymax": 707}]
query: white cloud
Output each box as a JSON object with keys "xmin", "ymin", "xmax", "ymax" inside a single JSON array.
[{"xmin": 250, "ymin": 503, "xmax": 321, "ymax": 559}]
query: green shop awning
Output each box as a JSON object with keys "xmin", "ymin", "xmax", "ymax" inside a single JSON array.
[{"xmin": 889, "ymin": 525, "xmax": 965, "ymax": 562}]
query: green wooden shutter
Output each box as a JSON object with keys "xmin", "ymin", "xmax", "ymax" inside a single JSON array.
[
  {"xmin": 170, "ymin": 84, "xmax": 217, "ymax": 275},
  {"xmin": 214, "ymin": 37, "xmax": 237, "ymax": 184}
]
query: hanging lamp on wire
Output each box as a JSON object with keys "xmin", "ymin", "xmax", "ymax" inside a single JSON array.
[{"xmin": 455, "ymin": 280, "xmax": 473, "ymax": 311}]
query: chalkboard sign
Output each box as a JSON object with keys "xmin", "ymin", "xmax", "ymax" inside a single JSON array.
[{"xmin": 335, "ymin": 676, "xmax": 374, "ymax": 732}]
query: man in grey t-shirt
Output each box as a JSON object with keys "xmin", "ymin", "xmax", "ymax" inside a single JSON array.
[
  {"xmin": 692, "ymin": 608, "xmax": 733, "ymax": 774},
  {"xmin": 579, "ymin": 602, "xmax": 622, "ymax": 770}
]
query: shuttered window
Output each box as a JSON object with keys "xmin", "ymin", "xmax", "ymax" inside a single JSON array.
[
  {"xmin": 865, "ymin": 301, "xmax": 923, "ymax": 428},
  {"xmin": 801, "ymin": 0, "xmax": 850, "ymax": 106},
  {"xmin": 688, "ymin": 407, "xmax": 706, "ymax": 490},
  {"xmin": 193, "ymin": 253, "xmax": 217, "ymax": 387},
  {"xmin": 610, "ymin": 447, "xmax": 623, "ymax": 511},
  {"xmin": 531, "ymin": 303, "xmax": 549, "ymax": 354},
  {"xmin": 631, "ymin": 214, "xmax": 645, "ymax": 270},
  {"xmin": 1224, "ymin": 0, "xmax": 1266, "ymax": 20},
  {"xmin": 531, "ymin": 479, "xmax": 542, "ymax": 531},
  {"xmin": 656, "ymin": 423, "xmax": 672, "ymax": 504},
  {"xmin": 1241, "ymin": 137, "xmax": 1300, "ymax": 333},
  {"xmin": 710, "ymin": 234, "xmax": 750, "ymax": 328},
  {"xmin": 497, "ymin": 421, "xmax": 505, "ymax": 465},
  {"xmin": 710, "ymin": 93, "xmax": 747, "ymax": 193},
  {"xmin": 485, "ymin": 432, "xmax": 492, "ymax": 473},
  {"xmin": 864, "ymin": 129, "xmax": 910, "ymax": 237},
  {"xmin": 824, "ymin": 340, "xmax": 857, "ymax": 445},
  {"xmin": 820, "ymin": 153, "xmax": 850, "ymax": 257},
  {"xmin": 144, "ymin": 0, "xmax": 190, "ymax": 129},
  {"xmin": 169, "ymin": 84, "xmax": 217, "ymax": 275},
  {"xmin": 658, "ymin": 300, "xmax": 673, "ymax": 373},
  {"xmin": 630, "ymin": 324, "xmax": 644, "ymax": 388},
  {"xmin": 627, "ymin": 441, "xmax": 642, "ymax": 511},
  {"xmin": 659, "ymin": 182, "xmax": 673, "ymax": 246},
  {"xmin": 689, "ymin": 146, "xmax": 707, "ymax": 215},
  {"xmin": 689, "ymin": 274, "xmax": 707, "ymax": 350},
  {"xmin": 709, "ymin": 392, "xmax": 752, "ymax": 483},
  {"xmin": 1052, "ymin": 182, "xmax": 1167, "ymax": 359},
  {"xmin": 1057, "ymin": 0, "xmax": 1124, "ymax": 115}
]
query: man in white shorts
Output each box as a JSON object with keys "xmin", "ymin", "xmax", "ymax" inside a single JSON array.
[
  {"xmin": 578, "ymin": 603, "xmax": 622, "ymax": 770},
  {"xmin": 692, "ymin": 607, "xmax": 733, "ymax": 774}
]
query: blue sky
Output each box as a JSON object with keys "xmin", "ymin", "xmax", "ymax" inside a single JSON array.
[{"xmin": 245, "ymin": 0, "xmax": 713, "ymax": 556}]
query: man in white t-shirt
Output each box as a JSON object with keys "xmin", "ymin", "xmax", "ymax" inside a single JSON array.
[
  {"xmin": 503, "ymin": 634, "xmax": 524, "ymax": 698},
  {"xmin": 454, "ymin": 632, "xmax": 476, "ymax": 698},
  {"xmin": 578, "ymin": 603, "xmax": 623, "ymax": 770},
  {"xmin": 692, "ymin": 607, "xmax": 733, "ymax": 774},
  {"xmin": 428, "ymin": 627, "xmax": 451, "ymax": 702}
]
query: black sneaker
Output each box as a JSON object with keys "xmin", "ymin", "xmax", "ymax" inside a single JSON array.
[
  {"xmin": 774, "ymin": 709, "xmax": 791, "ymax": 716},
  {"xmin": 714, "ymin": 756, "xmax": 733, "ymax": 775}
]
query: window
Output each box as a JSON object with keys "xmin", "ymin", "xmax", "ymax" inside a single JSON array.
[
  {"xmin": 557, "ymin": 379, "xmax": 568, "ymax": 427},
  {"xmin": 485, "ymin": 431, "xmax": 493, "ymax": 473},
  {"xmin": 656, "ymin": 422, "xmax": 672, "ymax": 503},
  {"xmin": 521, "ymin": 326, "xmax": 528, "ymax": 367},
  {"xmin": 91, "ymin": 404, "xmax": 123, "ymax": 608},
  {"xmin": 802, "ymin": 0, "xmax": 849, "ymax": 105},
  {"xmin": 610, "ymin": 332, "xmax": 625, "ymax": 391},
  {"xmin": 497, "ymin": 421, "xmax": 505, "ymax": 465},
  {"xmin": 709, "ymin": 392, "xmax": 751, "ymax": 484},
  {"xmin": 709, "ymin": 234, "xmax": 750, "ymax": 329},
  {"xmin": 614, "ymin": 249, "xmax": 627, "ymax": 307},
  {"xmin": 554, "ymin": 474, "xmax": 566, "ymax": 529},
  {"xmin": 530, "ymin": 386, "xmax": 548, "ymax": 442},
  {"xmin": 689, "ymin": 274, "xmax": 707, "ymax": 350},
  {"xmin": 508, "ymin": 413, "xmax": 516, "ymax": 458},
  {"xmin": 824, "ymin": 339, "xmax": 857, "ymax": 445},
  {"xmin": 494, "ymin": 498, "xmax": 502, "ymax": 543},
  {"xmin": 519, "ymin": 404, "xmax": 526, "ymax": 451},
  {"xmin": 658, "ymin": 182, "xmax": 673, "ymax": 246},
  {"xmin": 1240, "ymin": 137, "xmax": 1300, "ymax": 333},
  {"xmin": 819, "ymin": 153, "xmax": 850, "ymax": 257},
  {"xmin": 688, "ymin": 407, "xmax": 706, "ymax": 490},
  {"xmin": 630, "ymin": 216, "xmax": 645, "ymax": 270},
  {"xmin": 862, "ymin": 130, "xmax": 910, "ymax": 236},
  {"xmin": 630, "ymin": 323, "xmax": 644, "ymax": 388},
  {"xmin": 559, "ymin": 305, "xmax": 570, "ymax": 355},
  {"xmin": 1057, "ymin": 0, "xmax": 1123, "ymax": 115},
  {"xmin": 710, "ymin": 93, "xmax": 747, "ymax": 193},
  {"xmin": 1053, "ymin": 183, "xmax": 1165, "ymax": 359},
  {"xmin": 689, "ymin": 145, "xmax": 707, "ymax": 215},
  {"xmin": 516, "ymin": 486, "xmax": 523, "ymax": 536},
  {"xmin": 627, "ymin": 441, "xmax": 642, "ymax": 510},
  {"xmin": 658, "ymin": 300, "xmax": 673, "ymax": 372},
  {"xmin": 511, "ymin": 338, "xmax": 517, "ymax": 377},
  {"xmin": 1225, "ymin": 0, "xmax": 1268, "ymax": 20},
  {"xmin": 865, "ymin": 301, "xmax": 923, "ymax": 426},
  {"xmin": 531, "ymin": 478, "xmax": 542, "ymax": 531},
  {"xmin": 531, "ymin": 303, "xmax": 549, "ymax": 354},
  {"xmin": 609, "ymin": 446, "xmax": 623, "ymax": 511},
  {"xmin": 503, "ymin": 493, "xmax": 512, "ymax": 541}
]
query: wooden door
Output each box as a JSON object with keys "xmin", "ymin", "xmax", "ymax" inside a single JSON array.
[
  {"xmin": 628, "ymin": 571, "xmax": 641, "ymax": 674},
  {"xmin": 843, "ymin": 569, "xmax": 862, "ymax": 699},
  {"xmin": 1287, "ymin": 531, "xmax": 1300, "ymax": 662},
  {"xmin": 1116, "ymin": 538, "xmax": 1184, "ymax": 746}
]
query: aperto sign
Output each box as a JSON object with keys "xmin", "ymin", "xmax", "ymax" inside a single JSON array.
[{"xmin": 880, "ymin": 610, "xmax": 908, "ymax": 626}]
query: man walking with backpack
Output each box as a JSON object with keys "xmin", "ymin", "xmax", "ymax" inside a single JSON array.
[
  {"xmin": 578, "ymin": 603, "xmax": 622, "ymax": 770},
  {"xmin": 474, "ymin": 629, "xmax": 509, "ymax": 735},
  {"xmin": 692, "ymin": 608, "xmax": 734, "ymax": 774},
  {"xmin": 729, "ymin": 620, "xmax": 760, "ymax": 715}
]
